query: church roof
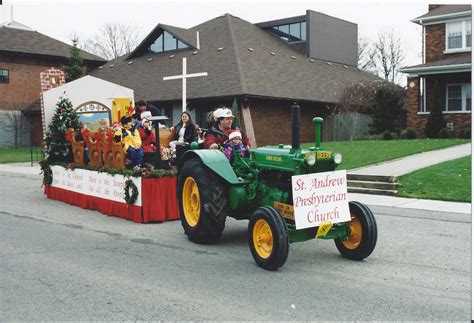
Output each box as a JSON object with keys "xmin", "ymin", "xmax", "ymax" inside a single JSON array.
[
  {"xmin": 0, "ymin": 21, "xmax": 105, "ymax": 63},
  {"xmin": 91, "ymin": 13, "xmax": 379, "ymax": 104}
]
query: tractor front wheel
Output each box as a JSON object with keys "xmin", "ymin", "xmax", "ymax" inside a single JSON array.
[
  {"xmin": 248, "ymin": 206, "xmax": 289, "ymax": 270},
  {"xmin": 335, "ymin": 201, "xmax": 377, "ymax": 260},
  {"xmin": 177, "ymin": 158, "xmax": 228, "ymax": 244}
]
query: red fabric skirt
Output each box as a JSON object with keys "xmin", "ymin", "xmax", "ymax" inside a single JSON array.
[{"xmin": 44, "ymin": 176, "xmax": 180, "ymax": 224}]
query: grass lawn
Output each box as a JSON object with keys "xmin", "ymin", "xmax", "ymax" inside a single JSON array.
[
  {"xmin": 302, "ymin": 138, "xmax": 470, "ymax": 170},
  {"xmin": 397, "ymin": 156, "xmax": 471, "ymax": 202},
  {"xmin": 0, "ymin": 147, "xmax": 43, "ymax": 164}
]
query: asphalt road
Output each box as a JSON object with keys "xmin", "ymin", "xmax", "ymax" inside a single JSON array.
[{"xmin": 0, "ymin": 171, "xmax": 471, "ymax": 321}]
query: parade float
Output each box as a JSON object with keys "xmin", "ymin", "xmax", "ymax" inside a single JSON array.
[{"xmin": 41, "ymin": 78, "xmax": 178, "ymax": 224}]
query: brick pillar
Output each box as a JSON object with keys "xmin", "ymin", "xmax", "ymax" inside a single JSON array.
[
  {"xmin": 406, "ymin": 77, "xmax": 421, "ymax": 135},
  {"xmin": 39, "ymin": 68, "xmax": 65, "ymax": 134}
]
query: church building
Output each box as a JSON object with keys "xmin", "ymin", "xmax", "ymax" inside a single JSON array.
[{"xmin": 92, "ymin": 10, "xmax": 379, "ymax": 146}]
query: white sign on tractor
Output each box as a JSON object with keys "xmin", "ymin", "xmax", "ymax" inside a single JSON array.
[{"xmin": 291, "ymin": 170, "xmax": 351, "ymax": 230}]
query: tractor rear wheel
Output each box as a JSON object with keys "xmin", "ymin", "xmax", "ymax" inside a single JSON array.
[
  {"xmin": 177, "ymin": 158, "xmax": 227, "ymax": 244},
  {"xmin": 248, "ymin": 206, "xmax": 289, "ymax": 270},
  {"xmin": 335, "ymin": 201, "xmax": 377, "ymax": 260}
]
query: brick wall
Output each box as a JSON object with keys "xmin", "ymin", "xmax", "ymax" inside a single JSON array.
[
  {"xmin": 0, "ymin": 55, "xmax": 65, "ymax": 110},
  {"xmin": 406, "ymin": 73, "xmax": 471, "ymax": 137},
  {"xmin": 40, "ymin": 68, "xmax": 65, "ymax": 135},
  {"xmin": 425, "ymin": 24, "xmax": 471, "ymax": 63},
  {"xmin": 406, "ymin": 77, "xmax": 422, "ymax": 134},
  {"xmin": 248, "ymin": 98, "xmax": 329, "ymax": 146}
]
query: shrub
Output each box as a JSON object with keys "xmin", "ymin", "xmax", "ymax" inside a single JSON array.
[
  {"xmin": 382, "ymin": 130, "xmax": 393, "ymax": 140},
  {"xmin": 459, "ymin": 128, "xmax": 471, "ymax": 139},
  {"xmin": 425, "ymin": 81, "xmax": 445, "ymax": 138},
  {"xmin": 368, "ymin": 85, "xmax": 405, "ymax": 134},
  {"xmin": 438, "ymin": 128, "xmax": 451, "ymax": 139},
  {"xmin": 401, "ymin": 128, "xmax": 417, "ymax": 140}
]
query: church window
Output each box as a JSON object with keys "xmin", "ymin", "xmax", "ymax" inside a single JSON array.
[{"xmin": 150, "ymin": 31, "xmax": 189, "ymax": 53}]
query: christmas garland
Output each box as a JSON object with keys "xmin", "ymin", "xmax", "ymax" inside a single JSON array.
[
  {"xmin": 39, "ymin": 159, "xmax": 53, "ymax": 186},
  {"xmin": 124, "ymin": 179, "xmax": 139, "ymax": 205}
]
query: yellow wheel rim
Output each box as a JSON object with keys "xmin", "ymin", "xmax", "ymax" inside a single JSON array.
[
  {"xmin": 182, "ymin": 177, "xmax": 200, "ymax": 227},
  {"xmin": 342, "ymin": 215, "xmax": 363, "ymax": 250},
  {"xmin": 253, "ymin": 219, "xmax": 273, "ymax": 259}
]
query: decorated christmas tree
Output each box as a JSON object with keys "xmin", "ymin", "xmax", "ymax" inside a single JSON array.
[{"xmin": 44, "ymin": 94, "xmax": 81, "ymax": 163}]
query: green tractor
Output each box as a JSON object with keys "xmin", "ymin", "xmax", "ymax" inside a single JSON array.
[{"xmin": 177, "ymin": 103, "xmax": 377, "ymax": 270}]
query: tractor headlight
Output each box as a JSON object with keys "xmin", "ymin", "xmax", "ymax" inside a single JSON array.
[
  {"xmin": 333, "ymin": 153, "xmax": 342, "ymax": 165},
  {"xmin": 306, "ymin": 154, "xmax": 316, "ymax": 166}
]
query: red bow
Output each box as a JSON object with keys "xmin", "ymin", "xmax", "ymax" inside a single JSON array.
[{"xmin": 127, "ymin": 105, "xmax": 135, "ymax": 116}]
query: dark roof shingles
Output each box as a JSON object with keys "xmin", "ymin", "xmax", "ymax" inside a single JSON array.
[
  {"xmin": 0, "ymin": 26, "xmax": 105, "ymax": 62},
  {"xmin": 414, "ymin": 5, "xmax": 471, "ymax": 21},
  {"xmin": 91, "ymin": 14, "xmax": 379, "ymax": 104},
  {"xmin": 402, "ymin": 53, "xmax": 471, "ymax": 70}
]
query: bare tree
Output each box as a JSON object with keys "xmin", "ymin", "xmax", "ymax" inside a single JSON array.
[
  {"xmin": 358, "ymin": 36, "xmax": 375, "ymax": 72},
  {"xmin": 371, "ymin": 31, "xmax": 405, "ymax": 83},
  {"xmin": 81, "ymin": 22, "xmax": 141, "ymax": 60},
  {"xmin": 1, "ymin": 110, "xmax": 24, "ymax": 148},
  {"xmin": 337, "ymin": 81, "xmax": 382, "ymax": 140}
]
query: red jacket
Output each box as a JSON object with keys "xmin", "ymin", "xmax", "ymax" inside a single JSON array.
[
  {"xmin": 203, "ymin": 125, "xmax": 250, "ymax": 149},
  {"xmin": 138, "ymin": 127, "xmax": 157, "ymax": 153}
]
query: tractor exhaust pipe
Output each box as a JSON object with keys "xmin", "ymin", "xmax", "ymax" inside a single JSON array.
[
  {"xmin": 291, "ymin": 102, "xmax": 300, "ymax": 150},
  {"xmin": 313, "ymin": 117, "xmax": 323, "ymax": 148}
]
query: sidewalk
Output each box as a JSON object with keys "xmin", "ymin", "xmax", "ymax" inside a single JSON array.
[
  {"xmin": 347, "ymin": 143, "xmax": 471, "ymax": 214},
  {"xmin": 349, "ymin": 142, "xmax": 471, "ymax": 177}
]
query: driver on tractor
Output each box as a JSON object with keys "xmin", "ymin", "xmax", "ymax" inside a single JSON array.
[{"xmin": 203, "ymin": 107, "xmax": 250, "ymax": 149}]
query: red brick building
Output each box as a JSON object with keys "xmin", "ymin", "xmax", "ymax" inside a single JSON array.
[
  {"xmin": 0, "ymin": 21, "xmax": 104, "ymax": 146},
  {"xmin": 401, "ymin": 5, "xmax": 471, "ymax": 137}
]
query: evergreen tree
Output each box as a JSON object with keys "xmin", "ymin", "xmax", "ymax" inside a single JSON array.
[
  {"xmin": 44, "ymin": 95, "xmax": 81, "ymax": 163},
  {"xmin": 368, "ymin": 84, "xmax": 405, "ymax": 134},
  {"xmin": 64, "ymin": 38, "xmax": 86, "ymax": 82},
  {"xmin": 425, "ymin": 80, "xmax": 446, "ymax": 138}
]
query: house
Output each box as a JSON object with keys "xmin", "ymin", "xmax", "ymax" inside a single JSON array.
[
  {"xmin": 401, "ymin": 4, "xmax": 471, "ymax": 137},
  {"xmin": 0, "ymin": 20, "xmax": 105, "ymax": 146},
  {"xmin": 91, "ymin": 10, "xmax": 379, "ymax": 146}
]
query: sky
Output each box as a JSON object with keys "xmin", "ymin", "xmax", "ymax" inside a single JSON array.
[{"xmin": 0, "ymin": 0, "xmax": 471, "ymax": 86}]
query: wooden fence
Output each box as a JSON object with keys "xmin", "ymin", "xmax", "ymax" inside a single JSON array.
[{"xmin": 322, "ymin": 112, "xmax": 372, "ymax": 142}]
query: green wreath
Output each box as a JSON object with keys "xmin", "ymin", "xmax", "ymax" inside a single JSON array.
[
  {"xmin": 124, "ymin": 179, "xmax": 139, "ymax": 205},
  {"xmin": 39, "ymin": 159, "xmax": 53, "ymax": 186}
]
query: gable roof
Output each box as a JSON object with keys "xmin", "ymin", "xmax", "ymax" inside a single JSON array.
[
  {"xmin": 128, "ymin": 23, "xmax": 198, "ymax": 59},
  {"xmin": 91, "ymin": 13, "xmax": 378, "ymax": 104},
  {"xmin": 0, "ymin": 21, "xmax": 105, "ymax": 63},
  {"xmin": 411, "ymin": 5, "xmax": 472, "ymax": 24}
]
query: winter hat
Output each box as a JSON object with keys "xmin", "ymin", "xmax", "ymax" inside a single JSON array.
[
  {"xmin": 228, "ymin": 131, "xmax": 242, "ymax": 141},
  {"xmin": 214, "ymin": 107, "xmax": 234, "ymax": 119},
  {"xmin": 141, "ymin": 111, "xmax": 152, "ymax": 120}
]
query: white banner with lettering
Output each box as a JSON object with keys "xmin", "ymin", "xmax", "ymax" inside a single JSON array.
[
  {"xmin": 50, "ymin": 166, "xmax": 142, "ymax": 206},
  {"xmin": 291, "ymin": 170, "xmax": 350, "ymax": 229}
]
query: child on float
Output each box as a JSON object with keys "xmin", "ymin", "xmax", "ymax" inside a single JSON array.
[
  {"xmin": 223, "ymin": 130, "xmax": 250, "ymax": 161},
  {"xmin": 138, "ymin": 117, "xmax": 157, "ymax": 166},
  {"xmin": 138, "ymin": 114, "xmax": 172, "ymax": 170},
  {"xmin": 114, "ymin": 115, "xmax": 143, "ymax": 170}
]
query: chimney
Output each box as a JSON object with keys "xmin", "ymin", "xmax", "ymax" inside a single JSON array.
[{"xmin": 428, "ymin": 4, "xmax": 442, "ymax": 11}]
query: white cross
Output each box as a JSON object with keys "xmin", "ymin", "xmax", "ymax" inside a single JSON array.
[{"xmin": 163, "ymin": 57, "xmax": 208, "ymax": 112}]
